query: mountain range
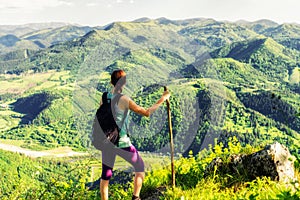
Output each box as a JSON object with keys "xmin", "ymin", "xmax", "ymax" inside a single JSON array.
[{"xmin": 0, "ymin": 17, "xmax": 299, "ymax": 155}]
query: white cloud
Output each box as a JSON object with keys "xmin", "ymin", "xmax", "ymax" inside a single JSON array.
[
  {"xmin": 115, "ymin": 0, "xmax": 135, "ymax": 4},
  {"xmin": 0, "ymin": 0, "xmax": 299, "ymax": 26},
  {"xmin": 58, "ymin": 0, "xmax": 74, "ymax": 6},
  {"xmin": 0, "ymin": 0, "xmax": 73, "ymax": 12},
  {"xmin": 86, "ymin": 2, "xmax": 98, "ymax": 7}
]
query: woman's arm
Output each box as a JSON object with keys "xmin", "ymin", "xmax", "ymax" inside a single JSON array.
[{"xmin": 128, "ymin": 91, "xmax": 170, "ymax": 117}]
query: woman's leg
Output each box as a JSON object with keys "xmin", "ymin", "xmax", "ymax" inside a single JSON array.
[
  {"xmin": 100, "ymin": 179, "xmax": 109, "ymax": 200},
  {"xmin": 100, "ymin": 148, "xmax": 116, "ymax": 200},
  {"xmin": 116, "ymin": 145, "xmax": 145, "ymax": 198},
  {"xmin": 133, "ymin": 172, "xmax": 145, "ymax": 197}
]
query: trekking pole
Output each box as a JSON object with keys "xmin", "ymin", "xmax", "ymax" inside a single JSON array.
[{"xmin": 164, "ymin": 86, "xmax": 175, "ymax": 188}]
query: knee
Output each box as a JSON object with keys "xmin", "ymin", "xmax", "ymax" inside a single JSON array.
[
  {"xmin": 135, "ymin": 172, "xmax": 145, "ymax": 180},
  {"xmin": 134, "ymin": 156, "xmax": 145, "ymax": 172},
  {"xmin": 101, "ymin": 165, "xmax": 113, "ymax": 180}
]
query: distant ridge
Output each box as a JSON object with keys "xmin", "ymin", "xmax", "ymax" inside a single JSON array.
[
  {"xmin": 154, "ymin": 17, "xmax": 177, "ymax": 25},
  {"xmin": 132, "ymin": 17, "xmax": 152, "ymax": 23},
  {"xmin": 251, "ymin": 19, "xmax": 279, "ymax": 26},
  {"xmin": 0, "ymin": 22, "xmax": 74, "ymax": 30},
  {"xmin": 236, "ymin": 19, "xmax": 278, "ymax": 26},
  {"xmin": 0, "ymin": 22, "xmax": 81, "ymax": 37}
]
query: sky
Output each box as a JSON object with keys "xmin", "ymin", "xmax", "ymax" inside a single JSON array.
[{"xmin": 0, "ymin": 0, "xmax": 300, "ymax": 26}]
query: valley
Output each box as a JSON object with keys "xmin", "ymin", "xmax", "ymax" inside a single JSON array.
[{"xmin": 0, "ymin": 17, "xmax": 299, "ymax": 199}]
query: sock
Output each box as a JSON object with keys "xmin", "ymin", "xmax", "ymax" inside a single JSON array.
[{"xmin": 132, "ymin": 195, "xmax": 140, "ymax": 200}]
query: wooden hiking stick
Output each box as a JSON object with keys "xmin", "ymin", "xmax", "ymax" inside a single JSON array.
[{"xmin": 164, "ymin": 86, "xmax": 175, "ymax": 188}]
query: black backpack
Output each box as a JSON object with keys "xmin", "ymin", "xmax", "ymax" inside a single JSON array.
[{"xmin": 91, "ymin": 92, "xmax": 127, "ymax": 150}]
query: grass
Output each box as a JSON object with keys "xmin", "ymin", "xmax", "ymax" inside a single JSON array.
[
  {"xmin": 1, "ymin": 137, "xmax": 299, "ymax": 200},
  {"xmin": 164, "ymin": 177, "xmax": 292, "ymax": 200},
  {"xmin": 0, "ymin": 70, "xmax": 72, "ymax": 95},
  {"xmin": 0, "ymin": 110, "xmax": 22, "ymax": 131},
  {"xmin": 0, "ymin": 139, "xmax": 90, "ymax": 157},
  {"xmin": 0, "ymin": 70, "xmax": 74, "ymax": 132},
  {"xmin": 0, "ymin": 138, "xmax": 169, "ymax": 171},
  {"xmin": 86, "ymin": 149, "xmax": 170, "ymax": 183},
  {"xmin": 289, "ymin": 67, "xmax": 300, "ymax": 84},
  {"xmin": 144, "ymin": 139, "xmax": 300, "ymax": 200},
  {"xmin": 0, "ymin": 119, "xmax": 8, "ymax": 129},
  {"xmin": 89, "ymin": 151, "xmax": 169, "ymax": 171},
  {"xmin": 0, "ymin": 139, "xmax": 25, "ymax": 146}
]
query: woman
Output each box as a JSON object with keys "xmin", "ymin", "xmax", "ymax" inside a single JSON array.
[{"xmin": 100, "ymin": 69, "xmax": 170, "ymax": 200}]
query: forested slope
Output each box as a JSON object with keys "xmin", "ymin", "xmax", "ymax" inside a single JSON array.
[{"xmin": 0, "ymin": 17, "xmax": 299, "ymax": 155}]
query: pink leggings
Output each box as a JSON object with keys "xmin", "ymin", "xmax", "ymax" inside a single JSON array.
[{"xmin": 101, "ymin": 145, "xmax": 144, "ymax": 180}]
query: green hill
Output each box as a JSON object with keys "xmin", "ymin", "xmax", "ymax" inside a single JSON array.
[
  {"xmin": 10, "ymin": 91, "xmax": 57, "ymax": 124},
  {"xmin": 178, "ymin": 21, "xmax": 259, "ymax": 49},
  {"xmin": 0, "ymin": 17, "xmax": 300, "ymax": 199},
  {"xmin": 0, "ymin": 34, "xmax": 40, "ymax": 55},
  {"xmin": 21, "ymin": 25, "xmax": 93, "ymax": 47},
  {"xmin": 262, "ymin": 23, "xmax": 300, "ymax": 40},
  {"xmin": 260, "ymin": 23, "xmax": 300, "ymax": 51},
  {"xmin": 0, "ymin": 17, "xmax": 299, "ymax": 154},
  {"xmin": 211, "ymin": 37, "xmax": 300, "ymax": 81},
  {"xmin": 237, "ymin": 19, "xmax": 279, "ymax": 34},
  {"xmin": 0, "ymin": 34, "xmax": 21, "ymax": 47}
]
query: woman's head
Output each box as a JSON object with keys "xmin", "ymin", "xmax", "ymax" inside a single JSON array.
[{"xmin": 111, "ymin": 69, "xmax": 126, "ymax": 92}]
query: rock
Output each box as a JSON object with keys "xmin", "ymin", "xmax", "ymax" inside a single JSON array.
[
  {"xmin": 205, "ymin": 142, "xmax": 296, "ymax": 183},
  {"xmin": 204, "ymin": 157, "xmax": 223, "ymax": 176},
  {"xmin": 245, "ymin": 142, "xmax": 295, "ymax": 183}
]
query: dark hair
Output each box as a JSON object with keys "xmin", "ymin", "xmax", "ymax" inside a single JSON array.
[{"xmin": 111, "ymin": 69, "xmax": 126, "ymax": 92}]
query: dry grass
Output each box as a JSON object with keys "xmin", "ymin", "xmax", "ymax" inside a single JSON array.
[{"xmin": 0, "ymin": 70, "xmax": 71, "ymax": 95}]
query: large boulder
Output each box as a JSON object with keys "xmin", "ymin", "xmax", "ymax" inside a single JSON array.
[{"xmin": 205, "ymin": 142, "xmax": 296, "ymax": 183}]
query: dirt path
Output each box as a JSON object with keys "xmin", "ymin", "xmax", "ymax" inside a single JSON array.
[{"xmin": 0, "ymin": 142, "xmax": 88, "ymax": 158}]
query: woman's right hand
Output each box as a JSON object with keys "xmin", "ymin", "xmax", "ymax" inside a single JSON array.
[{"xmin": 162, "ymin": 91, "xmax": 170, "ymax": 101}]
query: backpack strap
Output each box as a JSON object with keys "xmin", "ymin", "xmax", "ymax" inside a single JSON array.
[{"xmin": 102, "ymin": 92, "xmax": 109, "ymax": 104}]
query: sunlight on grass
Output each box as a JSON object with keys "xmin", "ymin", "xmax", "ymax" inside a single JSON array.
[{"xmin": 0, "ymin": 70, "xmax": 72, "ymax": 95}]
